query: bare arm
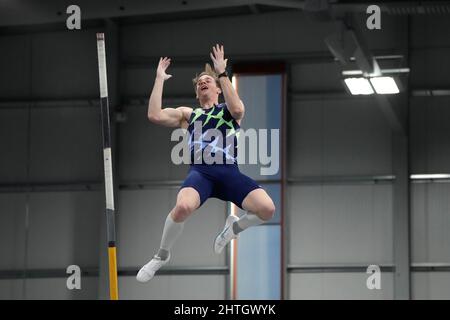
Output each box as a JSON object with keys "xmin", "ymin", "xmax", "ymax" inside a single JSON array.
[
  {"xmin": 147, "ymin": 57, "xmax": 191, "ymax": 127},
  {"xmin": 219, "ymin": 76, "xmax": 244, "ymax": 120},
  {"xmin": 210, "ymin": 44, "xmax": 245, "ymax": 120}
]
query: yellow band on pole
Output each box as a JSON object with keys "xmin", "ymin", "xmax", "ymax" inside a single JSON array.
[{"xmin": 108, "ymin": 246, "xmax": 119, "ymax": 300}]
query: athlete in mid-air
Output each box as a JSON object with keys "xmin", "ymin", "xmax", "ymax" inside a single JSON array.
[{"xmin": 137, "ymin": 44, "xmax": 275, "ymax": 282}]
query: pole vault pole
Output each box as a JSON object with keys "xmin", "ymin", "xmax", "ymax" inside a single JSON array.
[{"xmin": 96, "ymin": 32, "xmax": 119, "ymax": 300}]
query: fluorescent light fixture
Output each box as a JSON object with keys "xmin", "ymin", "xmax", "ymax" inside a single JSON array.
[
  {"xmin": 344, "ymin": 77, "xmax": 374, "ymax": 95},
  {"xmin": 410, "ymin": 174, "xmax": 450, "ymax": 180},
  {"xmin": 342, "ymin": 70, "xmax": 363, "ymax": 76},
  {"xmin": 369, "ymin": 76, "xmax": 399, "ymax": 94}
]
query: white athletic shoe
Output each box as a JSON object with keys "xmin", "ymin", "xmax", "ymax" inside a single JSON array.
[
  {"xmin": 136, "ymin": 253, "xmax": 170, "ymax": 283},
  {"xmin": 214, "ymin": 215, "xmax": 239, "ymax": 254}
]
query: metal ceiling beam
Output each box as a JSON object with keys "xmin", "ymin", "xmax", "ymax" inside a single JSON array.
[
  {"xmin": 2, "ymin": 0, "xmax": 450, "ymax": 28},
  {"xmin": 0, "ymin": 0, "xmax": 257, "ymax": 27},
  {"xmin": 5, "ymin": 86, "xmax": 446, "ymax": 111},
  {"xmin": 248, "ymin": 4, "xmax": 260, "ymax": 14},
  {"xmin": 411, "ymin": 89, "xmax": 450, "ymax": 97},
  {"xmin": 256, "ymin": 0, "xmax": 305, "ymax": 10},
  {"xmin": 0, "ymin": 266, "xmax": 229, "ymax": 279},
  {"xmin": 326, "ymin": 27, "xmax": 382, "ymax": 76},
  {"xmin": 123, "ymin": 49, "xmax": 401, "ymax": 69}
]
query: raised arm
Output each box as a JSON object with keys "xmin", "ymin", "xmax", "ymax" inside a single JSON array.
[
  {"xmin": 210, "ymin": 44, "xmax": 245, "ymax": 120},
  {"xmin": 147, "ymin": 57, "xmax": 191, "ymax": 127}
]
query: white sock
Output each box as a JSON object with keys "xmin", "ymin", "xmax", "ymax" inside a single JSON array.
[
  {"xmin": 232, "ymin": 212, "xmax": 265, "ymax": 234},
  {"xmin": 157, "ymin": 214, "xmax": 184, "ymax": 260}
]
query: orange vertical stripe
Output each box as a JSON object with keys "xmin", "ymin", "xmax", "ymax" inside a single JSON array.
[{"xmin": 108, "ymin": 247, "xmax": 119, "ymax": 300}]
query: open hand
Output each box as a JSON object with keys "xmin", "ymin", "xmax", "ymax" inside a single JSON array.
[
  {"xmin": 156, "ymin": 57, "xmax": 172, "ymax": 81},
  {"xmin": 210, "ymin": 44, "xmax": 228, "ymax": 74}
]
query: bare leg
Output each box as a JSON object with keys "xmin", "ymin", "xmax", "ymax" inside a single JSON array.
[
  {"xmin": 233, "ymin": 188, "xmax": 275, "ymax": 234},
  {"xmin": 157, "ymin": 187, "xmax": 200, "ymax": 259},
  {"xmin": 213, "ymin": 188, "xmax": 275, "ymax": 254}
]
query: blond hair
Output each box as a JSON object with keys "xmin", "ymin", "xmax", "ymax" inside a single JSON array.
[{"xmin": 192, "ymin": 63, "xmax": 221, "ymax": 92}]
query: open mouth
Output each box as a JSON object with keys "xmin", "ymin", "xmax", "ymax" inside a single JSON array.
[{"xmin": 200, "ymin": 85, "xmax": 208, "ymax": 92}]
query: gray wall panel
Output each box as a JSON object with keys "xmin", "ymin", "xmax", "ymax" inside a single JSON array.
[
  {"xmin": 290, "ymin": 62, "xmax": 342, "ymax": 92},
  {"xmin": 32, "ymin": 31, "xmax": 99, "ymax": 99},
  {"xmin": 0, "ymin": 109, "xmax": 28, "ymax": 183},
  {"xmin": 410, "ymin": 49, "xmax": 450, "ymax": 88},
  {"xmin": 411, "ymin": 16, "xmax": 450, "ymax": 48},
  {"xmin": 357, "ymin": 13, "xmax": 406, "ymax": 52},
  {"xmin": 123, "ymin": 66, "xmax": 201, "ymax": 98},
  {"xmin": 0, "ymin": 277, "xmax": 99, "ymax": 300},
  {"xmin": 117, "ymin": 189, "xmax": 226, "ymax": 267},
  {"xmin": 29, "ymin": 107, "xmax": 102, "ymax": 182},
  {"xmin": 121, "ymin": 12, "xmax": 335, "ymax": 58},
  {"xmin": 119, "ymin": 106, "xmax": 190, "ymax": 181},
  {"xmin": 118, "ymin": 275, "xmax": 225, "ymax": 300},
  {"xmin": 0, "ymin": 194, "xmax": 26, "ymax": 270},
  {"xmin": 410, "ymin": 97, "xmax": 450, "ymax": 174},
  {"xmin": 0, "ymin": 280, "xmax": 23, "ymax": 299},
  {"xmin": 289, "ymin": 272, "xmax": 394, "ymax": 299},
  {"xmin": 411, "ymin": 183, "xmax": 450, "ymax": 263},
  {"xmin": 412, "ymin": 272, "xmax": 450, "ymax": 300},
  {"xmin": 288, "ymin": 99, "xmax": 392, "ymax": 177},
  {"xmin": 27, "ymin": 191, "xmax": 102, "ymax": 269},
  {"xmin": 315, "ymin": 99, "xmax": 391, "ymax": 176},
  {"xmin": 0, "ymin": 35, "xmax": 31, "ymax": 99},
  {"xmin": 288, "ymin": 184, "xmax": 393, "ymax": 264},
  {"xmin": 25, "ymin": 277, "xmax": 99, "ymax": 300},
  {"xmin": 288, "ymin": 100, "xmax": 323, "ymax": 176}
]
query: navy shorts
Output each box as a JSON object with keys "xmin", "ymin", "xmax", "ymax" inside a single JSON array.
[{"xmin": 180, "ymin": 164, "xmax": 261, "ymax": 209}]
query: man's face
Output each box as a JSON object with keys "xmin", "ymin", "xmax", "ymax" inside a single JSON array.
[{"xmin": 196, "ymin": 75, "xmax": 221, "ymax": 99}]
